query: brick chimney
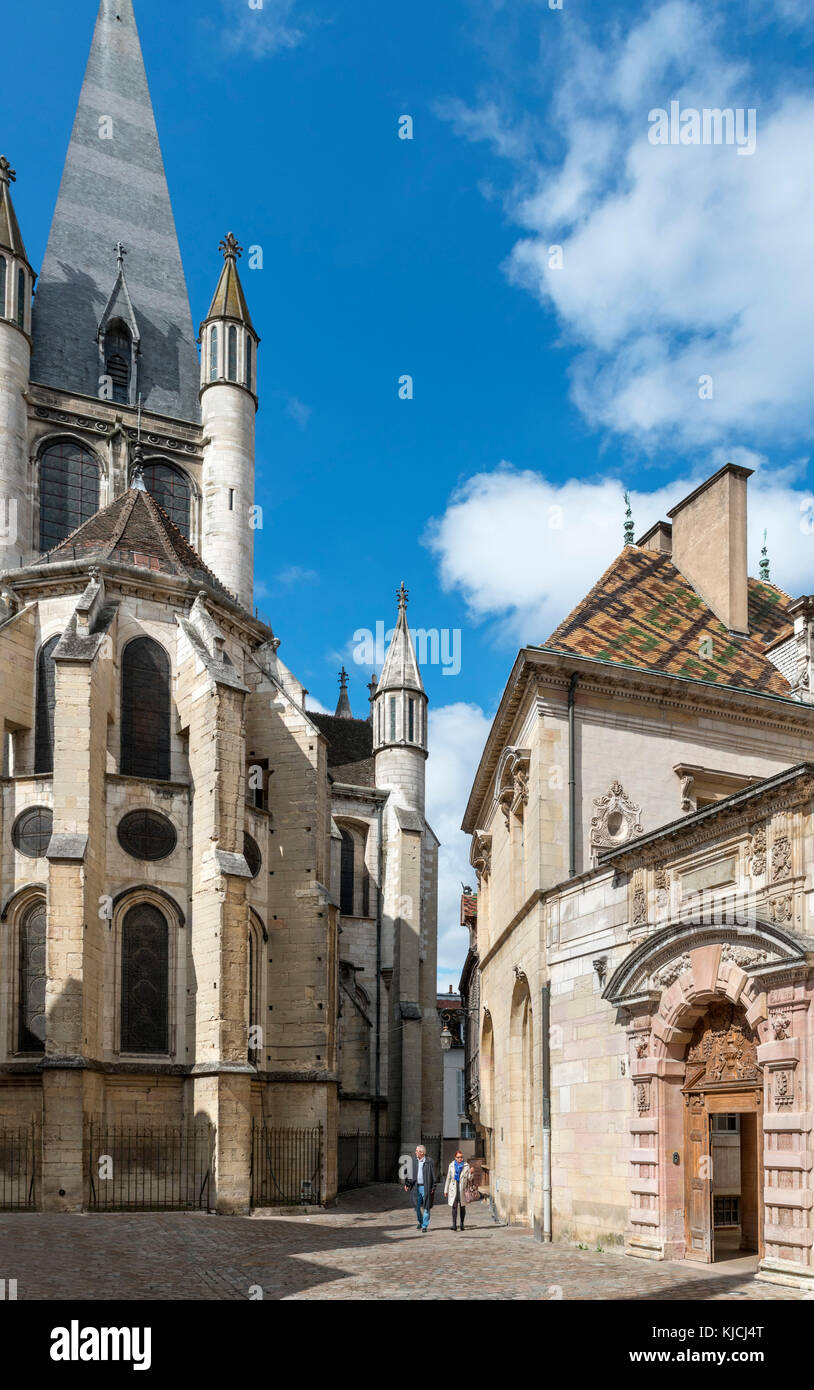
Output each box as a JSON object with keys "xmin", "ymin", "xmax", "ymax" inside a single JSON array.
[{"xmin": 667, "ymin": 463, "xmax": 752, "ymax": 635}]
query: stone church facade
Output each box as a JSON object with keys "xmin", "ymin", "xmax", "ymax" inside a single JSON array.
[
  {"xmin": 465, "ymin": 462, "xmax": 814, "ymax": 1291},
  {"xmin": 0, "ymin": 0, "xmax": 440, "ymax": 1212}
]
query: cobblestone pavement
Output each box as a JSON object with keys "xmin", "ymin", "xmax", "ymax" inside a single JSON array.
[{"xmin": 0, "ymin": 1185, "xmax": 804, "ymax": 1300}]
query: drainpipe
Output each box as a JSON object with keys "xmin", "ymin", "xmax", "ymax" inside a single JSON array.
[
  {"xmin": 541, "ymin": 981, "xmax": 552, "ymax": 1242},
  {"xmin": 568, "ymin": 672, "xmax": 579, "ymax": 878},
  {"xmin": 374, "ymin": 800, "xmax": 384, "ymax": 1178}
]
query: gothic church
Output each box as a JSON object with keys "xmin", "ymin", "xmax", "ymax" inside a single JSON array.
[{"xmin": 0, "ymin": 0, "xmax": 440, "ymax": 1211}]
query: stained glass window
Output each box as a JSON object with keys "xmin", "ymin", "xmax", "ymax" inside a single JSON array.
[
  {"xmin": 141, "ymin": 461, "xmax": 191, "ymax": 539},
  {"xmin": 39, "ymin": 441, "xmax": 100, "ymax": 552},
  {"xmin": 209, "ymin": 325, "xmax": 218, "ymax": 381},
  {"xmin": 121, "ymin": 902, "xmax": 169, "ymax": 1054},
  {"xmin": 117, "ymin": 810, "xmax": 177, "ymax": 861},
  {"xmin": 18, "ymin": 901, "xmax": 46, "ymax": 1053},
  {"xmin": 227, "ymin": 326, "xmax": 237, "ymax": 381},
  {"xmin": 244, "ymin": 832, "xmax": 262, "ymax": 879},
  {"xmin": 12, "ymin": 806, "xmax": 53, "ymax": 859},
  {"xmin": 120, "ymin": 638, "xmax": 171, "ymax": 781},
  {"xmin": 35, "ymin": 635, "xmax": 60, "ymax": 774},
  {"xmin": 340, "ymin": 830, "xmax": 354, "ymax": 915},
  {"xmin": 16, "ymin": 268, "xmax": 25, "ymax": 329}
]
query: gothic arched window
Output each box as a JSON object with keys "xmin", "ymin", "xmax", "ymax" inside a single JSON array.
[
  {"xmin": 245, "ymin": 336, "xmax": 253, "ymax": 390},
  {"xmin": 338, "ymin": 825, "xmax": 369, "ymax": 917},
  {"xmin": 16, "ymin": 268, "xmax": 25, "ymax": 330},
  {"xmin": 227, "ymin": 325, "xmax": 237, "ymax": 381},
  {"xmin": 141, "ymin": 461, "xmax": 191, "ymax": 539},
  {"xmin": 104, "ymin": 319, "xmax": 131, "ymax": 404},
  {"xmin": 248, "ymin": 914, "xmax": 264, "ymax": 1064},
  {"xmin": 39, "ymin": 441, "xmax": 100, "ymax": 552},
  {"xmin": 35, "ymin": 634, "xmax": 60, "ymax": 774},
  {"xmin": 120, "ymin": 902, "xmax": 169, "ymax": 1054},
  {"xmin": 18, "ymin": 899, "xmax": 46, "ymax": 1054},
  {"xmin": 0, "ymin": 256, "xmax": 7, "ymax": 317},
  {"xmin": 209, "ymin": 325, "xmax": 218, "ymax": 381},
  {"xmin": 120, "ymin": 637, "xmax": 171, "ymax": 781},
  {"xmin": 340, "ymin": 830, "xmax": 354, "ymax": 915}
]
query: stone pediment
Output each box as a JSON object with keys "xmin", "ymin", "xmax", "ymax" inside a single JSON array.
[{"xmin": 603, "ymin": 917, "xmax": 810, "ymax": 1007}]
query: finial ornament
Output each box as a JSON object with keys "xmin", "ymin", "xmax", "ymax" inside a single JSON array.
[
  {"xmin": 114, "ymin": 241, "xmax": 127, "ymax": 272},
  {"xmin": 397, "ymin": 580, "xmax": 408, "ymax": 612},
  {"xmin": 760, "ymin": 528, "xmax": 770, "ymax": 582},
  {"xmin": 338, "ymin": 666, "xmax": 349, "ymax": 690},
  {"xmin": 219, "ymin": 232, "xmax": 243, "ymax": 261},
  {"xmin": 623, "ymin": 490, "xmax": 635, "ymax": 546},
  {"xmin": 0, "ymin": 157, "xmax": 16, "ymax": 187}
]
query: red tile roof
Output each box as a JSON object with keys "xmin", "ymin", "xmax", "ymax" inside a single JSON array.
[{"xmin": 542, "ymin": 547, "xmax": 792, "ymax": 696}]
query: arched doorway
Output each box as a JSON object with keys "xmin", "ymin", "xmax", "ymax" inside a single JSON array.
[{"xmin": 682, "ymin": 1001, "xmax": 762, "ymax": 1265}]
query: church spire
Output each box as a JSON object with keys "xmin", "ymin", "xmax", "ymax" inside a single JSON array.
[
  {"xmin": 31, "ymin": 0, "xmax": 201, "ymax": 421},
  {"xmin": 335, "ymin": 667, "xmax": 353, "ymax": 718},
  {"xmin": 0, "ymin": 157, "xmax": 30, "ymax": 265}
]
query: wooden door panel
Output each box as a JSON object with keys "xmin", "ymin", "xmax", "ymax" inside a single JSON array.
[{"xmin": 684, "ymin": 1099, "xmax": 712, "ymax": 1262}]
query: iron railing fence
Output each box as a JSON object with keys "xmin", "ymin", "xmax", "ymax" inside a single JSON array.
[
  {"xmin": 0, "ymin": 1122, "xmax": 38, "ymax": 1210},
  {"xmin": 250, "ymin": 1123, "xmax": 322, "ymax": 1207},
  {"xmin": 337, "ymin": 1132, "xmax": 442, "ymax": 1190},
  {"xmin": 86, "ymin": 1121, "xmax": 214, "ymax": 1211}
]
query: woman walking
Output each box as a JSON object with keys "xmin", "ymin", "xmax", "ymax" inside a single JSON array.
[{"xmin": 444, "ymin": 1149, "xmax": 472, "ymax": 1231}]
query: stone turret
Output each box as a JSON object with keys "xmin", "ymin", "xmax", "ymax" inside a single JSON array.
[
  {"xmin": 0, "ymin": 156, "xmax": 35, "ymax": 566},
  {"xmin": 198, "ymin": 233, "xmax": 260, "ymax": 610},
  {"xmin": 372, "ymin": 582, "xmax": 428, "ymax": 813}
]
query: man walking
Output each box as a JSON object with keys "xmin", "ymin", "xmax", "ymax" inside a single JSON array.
[{"xmin": 404, "ymin": 1144, "xmax": 436, "ymax": 1232}]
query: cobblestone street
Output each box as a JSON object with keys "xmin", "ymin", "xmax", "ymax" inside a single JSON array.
[{"xmin": 0, "ymin": 1185, "xmax": 804, "ymax": 1301}]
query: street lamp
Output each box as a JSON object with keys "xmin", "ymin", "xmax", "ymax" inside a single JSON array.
[{"xmin": 440, "ymin": 1024, "xmax": 453, "ymax": 1052}]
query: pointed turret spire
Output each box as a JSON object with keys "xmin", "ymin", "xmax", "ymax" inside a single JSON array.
[
  {"xmin": 202, "ymin": 234, "xmax": 257, "ymax": 332},
  {"xmin": 0, "ymin": 157, "xmax": 29, "ymax": 263},
  {"xmin": 335, "ymin": 667, "xmax": 353, "ymax": 718},
  {"xmin": 372, "ymin": 581, "xmax": 428, "ymax": 764},
  {"xmin": 31, "ymin": 0, "xmax": 201, "ymax": 420},
  {"xmin": 0, "ymin": 155, "xmax": 35, "ymax": 333},
  {"xmin": 377, "ymin": 582, "xmax": 425, "ymax": 697}
]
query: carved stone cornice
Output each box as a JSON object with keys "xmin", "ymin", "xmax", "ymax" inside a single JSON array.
[{"xmin": 599, "ymin": 765, "xmax": 814, "ymax": 872}]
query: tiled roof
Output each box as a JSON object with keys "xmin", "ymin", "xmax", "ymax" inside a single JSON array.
[
  {"xmin": 542, "ymin": 547, "xmax": 792, "ymax": 696},
  {"xmin": 42, "ymin": 488, "xmax": 235, "ymax": 602},
  {"xmin": 311, "ymin": 712, "xmax": 375, "ymax": 786}
]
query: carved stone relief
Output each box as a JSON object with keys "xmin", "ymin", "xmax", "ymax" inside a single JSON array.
[
  {"xmin": 772, "ymin": 833, "xmax": 792, "ymax": 882},
  {"xmin": 685, "ymin": 1002, "xmax": 760, "ymax": 1084},
  {"xmin": 591, "ymin": 781, "xmax": 643, "ymax": 853},
  {"xmin": 748, "ymin": 825, "xmax": 767, "ymax": 877}
]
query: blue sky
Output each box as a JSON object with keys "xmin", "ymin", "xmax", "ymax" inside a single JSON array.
[{"xmin": 5, "ymin": 0, "xmax": 814, "ymax": 985}]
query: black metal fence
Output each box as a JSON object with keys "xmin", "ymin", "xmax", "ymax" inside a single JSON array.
[
  {"xmin": 86, "ymin": 1121, "xmax": 214, "ymax": 1211},
  {"xmin": 0, "ymin": 1123, "xmax": 38, "ymax": 1210},
  {"xmin": 251, "ymin": 1123, "xmax": 322, "ymax": 1206},
  {"xmin": 337, "ymin": 1132, "xmax": 441, "ymax": 1190}
]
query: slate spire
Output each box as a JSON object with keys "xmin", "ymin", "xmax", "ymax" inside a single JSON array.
[
  {"xmin": 31, "ymin": 0, "xmax": 201, "ymax": 421},
  {"xmin": 377, "ymin": 581, "xmax": 425, "ymax": 696},
  {"xmin": 335, "ymin": 667, "xmax": 353, "ymax": 718}
]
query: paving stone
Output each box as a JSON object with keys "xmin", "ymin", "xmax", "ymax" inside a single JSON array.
[{"xmin": 0, "ymin": 1185, "xmax": 802, "ymax": 1300}]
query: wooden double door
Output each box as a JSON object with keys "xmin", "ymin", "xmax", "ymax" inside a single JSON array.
[{"xmin": 684, "ymin": 1086, "xmax": 763, "ymax": 1263}]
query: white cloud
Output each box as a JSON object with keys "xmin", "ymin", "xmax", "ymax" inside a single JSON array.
[
  {"xmin": 219, "ymin": 0, "xmax": 310, "ymax": 58},
  {"xmin": 276, "ymin": 565, "xmax": 318, "ymax": 586},
  {"xmin": 426, "ymin": 703, "xmax": 494, "ymax": 982},
  {"xmin": 427, "ymin": 456, "xmax": 814, "ymax": 645},
  {"xmin": 285, "ymin": 396, "xmax": 312, "ymax": 430},
  {"xmin": 443, "ymin": 0, "xmax": 814, "ymax": 451},
  {"xmin": 304, "ymin": 694, "xmax": 330, "ymax": 713}
]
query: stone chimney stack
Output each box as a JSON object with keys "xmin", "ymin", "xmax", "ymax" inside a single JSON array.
[{"xmin": 668, "ymin": 464, "xmax": 751, "ymax": 635}]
